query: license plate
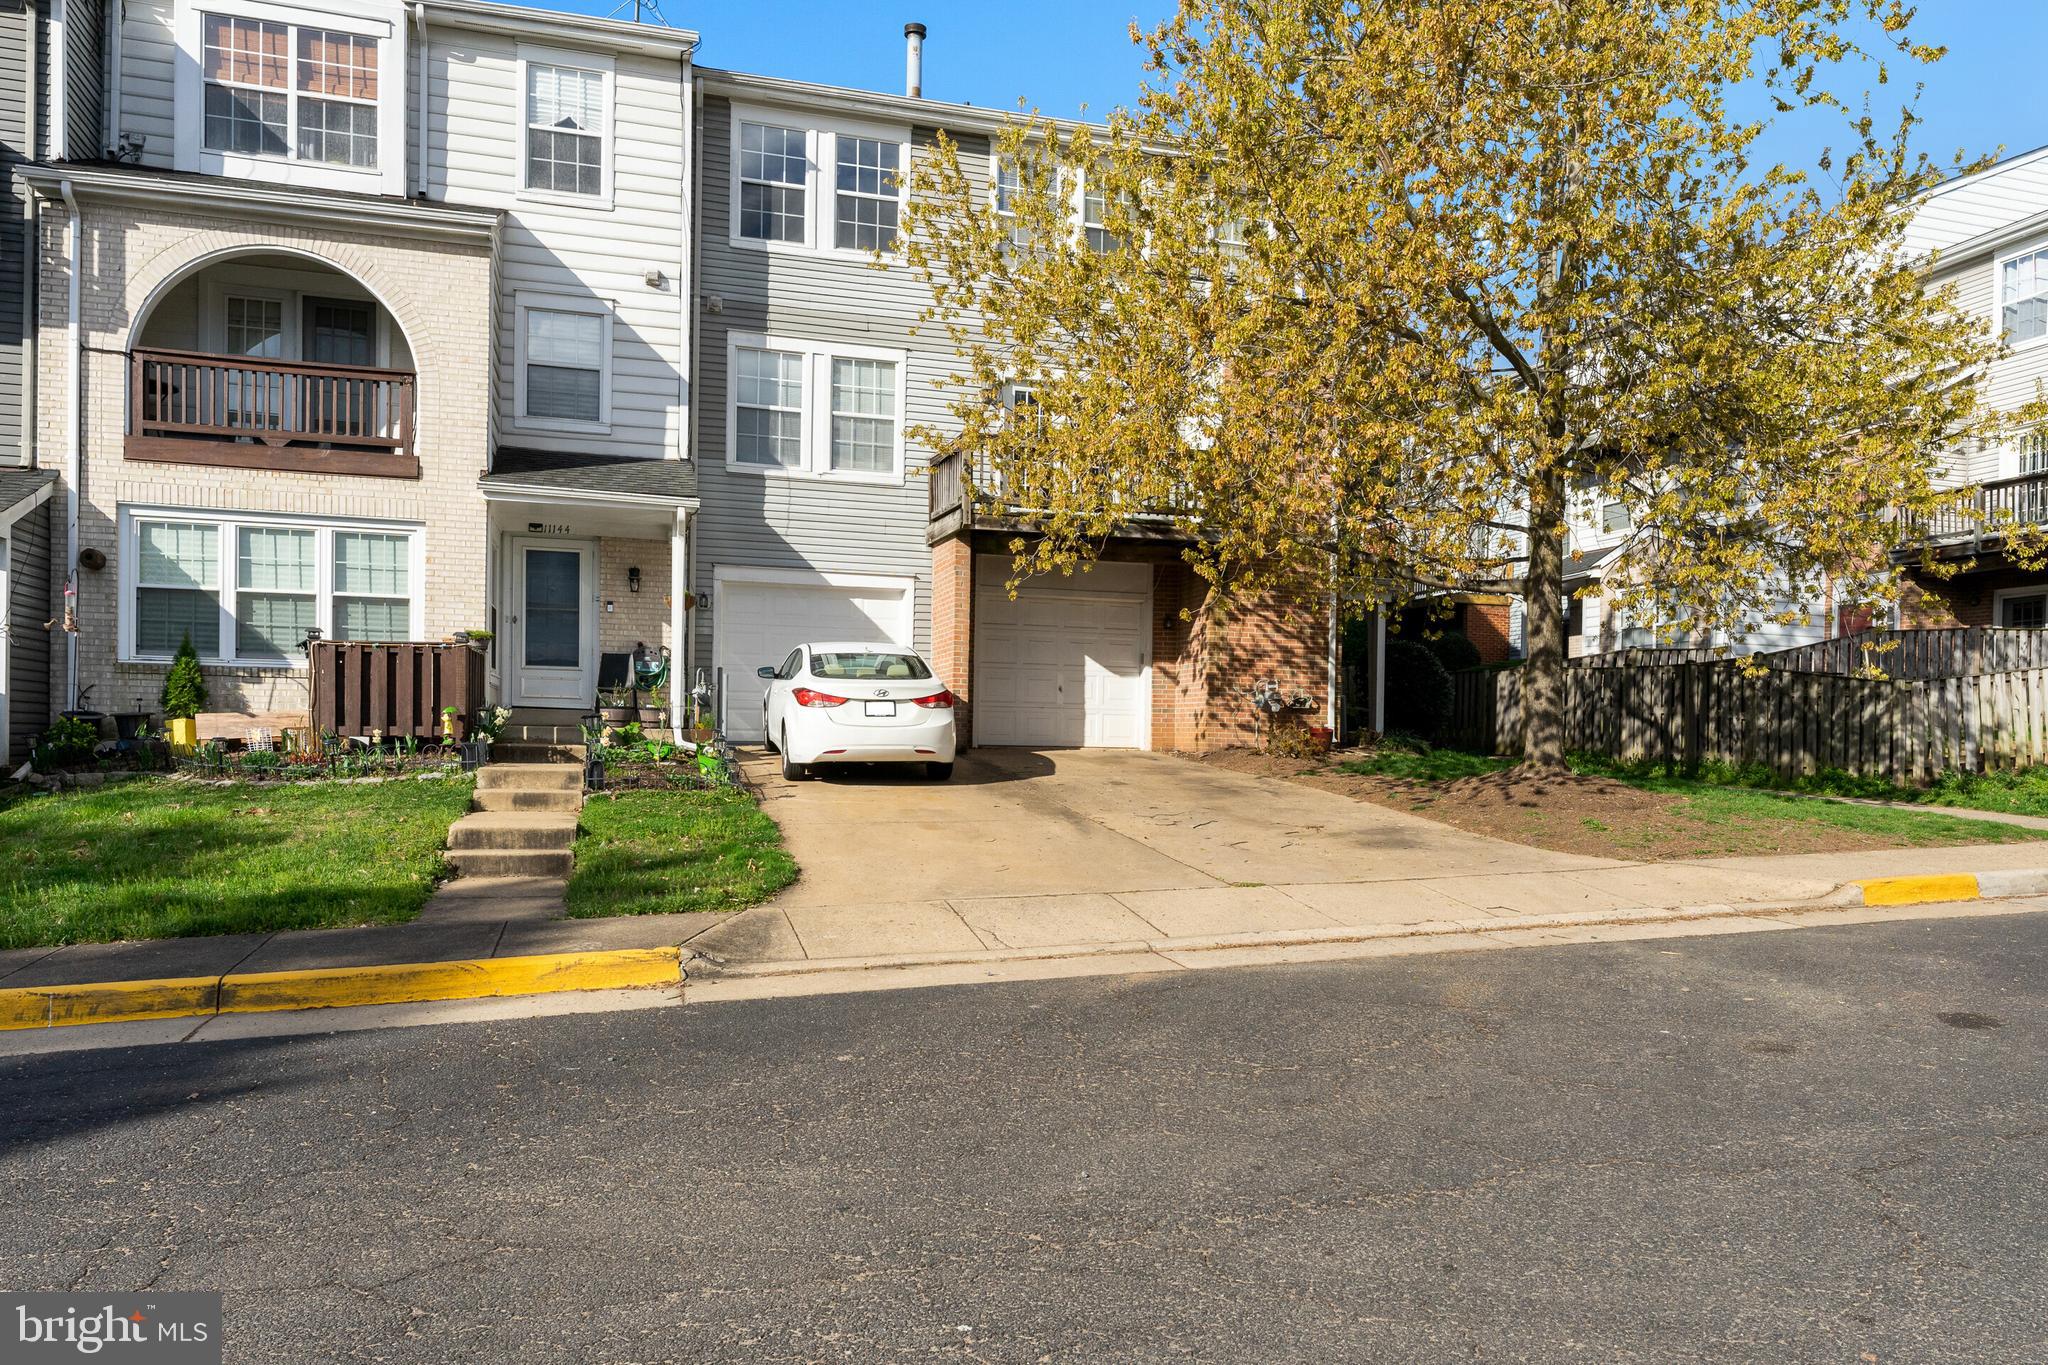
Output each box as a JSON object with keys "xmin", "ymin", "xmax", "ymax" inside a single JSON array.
[{"xmin": 864, "ymin": 701, "xmax": 897, "ymax": 717}]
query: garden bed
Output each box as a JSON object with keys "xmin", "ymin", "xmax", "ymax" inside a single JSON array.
[
  {"xmin": 0, "ymin": 777, "xmax": 475, "ymax": 949},
  {"xmin": 1202, "ymin": 744, "xmax": 2048, "ymax": 861}
]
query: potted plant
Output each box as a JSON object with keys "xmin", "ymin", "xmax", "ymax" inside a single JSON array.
[
  {"xmin": 598, "ymin": 687, "xmax": 635, "ymax": 724},
  {"xmin": 636, "ymin": 686, "xmax": 668, "ymax": 730},
  {"xmin": 160, "ymin": 632, "xmax": 207, "ymax": 754},
  {"xmin": 461, "ymin": 705, "xmax": 509, "ymax": 770}
]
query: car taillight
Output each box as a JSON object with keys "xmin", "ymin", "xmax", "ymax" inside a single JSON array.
[
  {"xmin": 911, "ymin": 690, "xmax": 956, "ymax": 709},
  {"xmin": 792, "ymin": 687, "xmax": 849, "ymax": 708}
]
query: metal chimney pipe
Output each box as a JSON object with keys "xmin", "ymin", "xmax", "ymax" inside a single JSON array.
[{"xmin": 904, "ymin": 22, "xmax": 926, "ymax": 98}]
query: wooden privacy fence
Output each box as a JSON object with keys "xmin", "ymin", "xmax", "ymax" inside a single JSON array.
[
  {"xmin": 309, "ymin": 642, "xmax": 486, "ymax": 741},
  {"xmin": 1761, "ymin": 627, "xmax": 2048, "ymax": 678},
  {"xmin": 1452, "ymin": 659, "xmax": 2048, "ymax": 783}
]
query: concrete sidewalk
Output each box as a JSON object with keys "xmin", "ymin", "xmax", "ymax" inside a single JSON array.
[{"xmin": 685, "ymin": 839, "xmax": 2048, "ymax": 968}]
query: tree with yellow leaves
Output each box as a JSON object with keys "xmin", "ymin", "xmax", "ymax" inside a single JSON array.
[{"xmin": 900, "ymin": 0, "xmax": 2029, "ymax": 767}]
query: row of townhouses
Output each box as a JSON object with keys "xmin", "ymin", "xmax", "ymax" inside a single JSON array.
[
  {"xmin": 0, "ymin": 0, "xmax": 1342, "ymax": 767},
  {"xmin": 1556, "ymin": 146, "xmax": 2048, "ymax": 660}
]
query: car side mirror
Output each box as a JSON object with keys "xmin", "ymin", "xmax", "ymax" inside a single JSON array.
[{"xmin": 756, "ymin": 666, "xmax": 777, "ymax": 679}]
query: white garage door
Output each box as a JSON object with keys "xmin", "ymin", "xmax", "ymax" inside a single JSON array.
[
  {"xmin": 715, "ymin": 571, "xmax": 914, "ymax": 741},
  {"xmin": 974, "ymin": 561, "xmax": 1149, "ymax": 749}
]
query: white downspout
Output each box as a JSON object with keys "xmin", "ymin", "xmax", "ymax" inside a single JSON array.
[
  {"xmin": 59, "ymin": 180, "xmax": 82, "ymax": 710},
  {"xmin": 102, "ymin": 0, "xmax": 121, "ymax": 156},
  {"xmin": 46, "ymin": 0, "xmax": 68, "ymax": 159},
  {"xmin": 411, "ymin": 3, "xmax": 427, "ymax": 197},
  {"xmin": 1372, "ymin": 610, "xmax": 1387, "ymax": 735},
  {"xmin": 18, "ymin": 0, "xmax": 38, "ymax": 466},
  {"xmin": 670, "ymin": 508, "xmax": 689, "ymax": 745}
]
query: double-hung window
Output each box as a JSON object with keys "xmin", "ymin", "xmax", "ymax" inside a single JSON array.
[
  {"xmin": 518, "ymin": 298, "xmax": 611, "ymax": 427},
  {"xmin": 332, "ymin": 531, "xmax": 413, "ymax": 641},
  {"xmin": 733, "ymin": 108, "xmax": 907, "ymax": 255},
  {"xmin": 1601, "ymin": 500, "xmax": 1631, "ymax": 534},
  {"xmin": 524, "ymin": 60, "xmax": 607, "ymax": 197},
  {"xmin": 136, "ymin": 522, "xmax": 223, "ymax": 658},
  {"xmin": 728, "ymin": 336, "xmax": 904, "ymax": 481},
  {"xmin": 829, "ymin": 358, "xmax": 897, "ymax": 473},
  {"xmin": 733, "ymin": 346, "xmax": 804, "ymax": 468},
  {"xmin": 834, "ymin": 136, "xmax": 901, "ymax": 251},
  {"xmin": 236, "ymin": 526, "xmax": 316, "ymax": 659},
  {"xmin": 126, "ymin": 512, "xmax": 422, "ymax": 665},
  {"xmin": 1081, "ymin": 183, "xmax": 1121, "ymax": 254},
  {"xmin": 201, "ymin": 14, "xmax": 378, "ymax": 168},
  {"xmin": 738, "ymin": 121, "xmax": 808, "ymax": 244},
  {"xmin": 2002, "ymin": 248, "xmax": 2048, "ymax": 345}
]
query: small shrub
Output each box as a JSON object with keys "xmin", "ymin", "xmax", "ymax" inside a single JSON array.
[
  {"xmin": 160, "ymin": 634, "xmax": 209, "ymax": 719},
  {"xmin": 31, "ymin": 716, "xmax": 100, "ymax": 773},
  {"xmin": 1425, "ymin": 631, "xmax": 1485, "ymax": 675},
  {"xmin": 1383, "ymin": 639, "xmax": 1454, "ymax": 740}
]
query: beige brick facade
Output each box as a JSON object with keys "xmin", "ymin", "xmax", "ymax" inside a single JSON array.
[
  {"xmin": 36, "ymin": 199, "xmax": 494, "ymax": 717},
  {"xmin": 596, "ymin": 536, "xmax": 675, "ymax": 662}
]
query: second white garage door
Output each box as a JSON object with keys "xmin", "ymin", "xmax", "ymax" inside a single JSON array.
[
  {"xmin": 973, "ymin": 559, "xmax": 1150, "ymax": 748},
  {"xmin": 715, "ymin": 569, "xmax": 915, "ymax": 741}
]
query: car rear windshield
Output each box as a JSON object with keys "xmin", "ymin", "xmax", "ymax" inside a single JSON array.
[{"xmin": 811, "ymin": 651, "xmax": 933, "ymax": 681}]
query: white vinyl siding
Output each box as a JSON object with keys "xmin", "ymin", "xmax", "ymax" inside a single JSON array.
[{"xmin": 122, "ymin": 510, "xmax": 423, "ymax": 666}]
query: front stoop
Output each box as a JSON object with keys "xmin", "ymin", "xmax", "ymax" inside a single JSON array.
[{"xmin": 446, "ymin": 762, "xmax": 585, "ymax": 882}]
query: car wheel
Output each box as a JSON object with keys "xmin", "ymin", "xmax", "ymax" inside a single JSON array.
[
  {"xmin": 763, "ymin": 722, "xmax": 778, "ymax": 754},
  {"xmin": 781, "ymin": 731, "xmax": 808, "ymax": 782},
  {"xmin": 926, "ymin": 762, "xmax": 954, "ymax": 781}
]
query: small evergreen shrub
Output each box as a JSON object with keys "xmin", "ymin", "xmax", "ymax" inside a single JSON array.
[
  {"xmin": 1383, "ymin": 639, "xmax": 1454, "ymax": 740},
  {"xmin": 160, "ymin": 633, "xmax": 209, "ymax": 719}
]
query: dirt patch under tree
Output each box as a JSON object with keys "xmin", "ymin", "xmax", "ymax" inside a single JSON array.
[{"xmin": 1200, "ymin": 748, "xmax": 2044, "ymax": 861}]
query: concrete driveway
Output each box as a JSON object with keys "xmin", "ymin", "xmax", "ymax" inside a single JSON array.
[
  {"xmin": 702, "ymin": 747, "xmax": 2009, "ymax": 965},
  {"xmin": 744, "ymin": 747, "xmax": 1601, "ymax": 908}
]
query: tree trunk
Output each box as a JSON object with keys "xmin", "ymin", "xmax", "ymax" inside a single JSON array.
[{"xmin": 1522, "ymin": 468, "xmax": 1569, "ymax": 769}]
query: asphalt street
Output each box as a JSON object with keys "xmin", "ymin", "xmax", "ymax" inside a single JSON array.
[{"xmin": 3, "ymin": 913, "xmax": 2045, "ymax": 1363}]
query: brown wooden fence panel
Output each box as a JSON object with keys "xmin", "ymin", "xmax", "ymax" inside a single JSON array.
[{"xmin": 308, "ymin": 642, "xmax": 486, "ymax": 741}]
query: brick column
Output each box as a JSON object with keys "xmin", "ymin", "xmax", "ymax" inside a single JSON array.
[{"xmin": 931, "ymin": 537, "xmax": 974, "ymax": 747}]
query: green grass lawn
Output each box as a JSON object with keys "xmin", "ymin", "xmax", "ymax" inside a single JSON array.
[
  {"xmin": 567, "ymin": 786, "xmax": 797, "ymax": 918},
  {"xmin": 0, "ymin": 777, "xmax": 474, "ymax": 950}
]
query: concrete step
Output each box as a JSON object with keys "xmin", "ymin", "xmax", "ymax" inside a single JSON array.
[
  {"xmin": 448, "ymin": 811, "xmax": 578, "ymax": 852},
  {"xmin": 471, "ymin": 787, "xmax": 583, "ymax": 813},
  {"xmin": 492, "ymin": 742, "xmax": 587, "ymax": 763},
  {"xmin": 477, "ymin": 763, "xmax": 582, "ymax": 792},
  {"xmin": 446, "ymin": 847, "xmax": 574, "ymax": 879},
  {"xmin": 505, "ymin": 721, "xmax": 586, "ymax": 741}
]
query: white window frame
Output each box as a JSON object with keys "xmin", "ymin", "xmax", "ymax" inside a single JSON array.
[
  {"xmin": 118, "ymin": 506, "xmax": 426, "ymax": 669},
  {"xmin": 172, "ymin": 0, "xmax": 404, "ymax": 195},
  {"xmin": 514, "ymin": 46, "xmax": 616, "ymax": 209},
  {"xmin": 727, "ymin": 102, "xmax": 910, "ymax": 261},
  {"xmin": 1993, "ymin": 586, "xmax": 2048, "ymax": 630},
  {"xmin": 513, "ymin": 292, "xmax": 614, "ymax": 434},
  {"xmin": 723, "ymin": 331, "xmax": 909, "ymax": 486}
]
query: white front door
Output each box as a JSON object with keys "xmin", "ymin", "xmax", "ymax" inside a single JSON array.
[{"xmin": 511, "ymin": 539, "xmax": 595, "ymax": 707}]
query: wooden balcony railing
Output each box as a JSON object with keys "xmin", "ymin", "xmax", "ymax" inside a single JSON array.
[
  {"xmin": 127, "ymin": 348, "xmax": 419, "ymax": 478},
  {"xmin": 308, "ymin": 641, "xmax": 486, "ymax": 741},
  {"xmin": 1904, "ymin": 472, "xmax": 2048, "ymax": 548},
  {"xmin": 927, "ymin": 449, "xmax": 1195, "ymax": 543}
]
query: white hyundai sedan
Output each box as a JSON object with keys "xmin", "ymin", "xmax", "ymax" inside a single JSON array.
[{"xmin": 759, "ymin": 642, "xmax": 958, "ymax": 781}]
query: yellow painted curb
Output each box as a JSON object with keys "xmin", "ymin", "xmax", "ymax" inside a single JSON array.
[
  {"xmin": 1856, "ymin": 873, "xmax": 1982, "ymax": 907},
  {"xmin": 0, "ymin": 948, "xmax": 681, "ymax": 1031},
  {"xmin": 217, "ymin": 948, "xmax": 681, "ymax": 1015}
]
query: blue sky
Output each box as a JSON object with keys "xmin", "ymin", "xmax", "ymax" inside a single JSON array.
[{"xmin": 554, "ymin": 0, "xmax": 2045, "ymax": 174}]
